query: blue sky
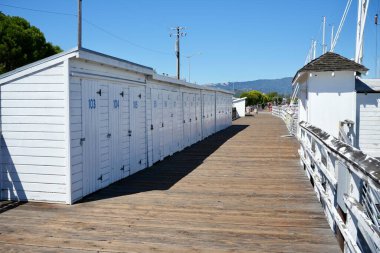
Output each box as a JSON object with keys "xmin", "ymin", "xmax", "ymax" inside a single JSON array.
[{"xmin": 1, "ymin": 0, "xmax": 380, "ymax": 84}]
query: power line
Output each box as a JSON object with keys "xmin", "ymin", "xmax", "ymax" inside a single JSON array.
[
  {"xmin": 0, "ymin": 3, "xmax": 171, "ymax": 56},
  {"xmin": 0, "ymin": 3, "xmax": 76, "ymax": 16},
  {"xmin": 84, "ymin": 19, "xmax": 170, "ymax": 55}
]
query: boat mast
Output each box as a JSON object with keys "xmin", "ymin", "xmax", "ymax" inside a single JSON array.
[{"xmin": 355, "ymin": 0, "xmax": 370, "ymax": 64}]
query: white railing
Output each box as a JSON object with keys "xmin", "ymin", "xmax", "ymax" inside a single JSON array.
[
  {"xmin": 299, "ymin": 121, "xmax": 380, "ymax": 253},
  {"xmin": 272, "ymin": 105, "xmax": 298, "ymax": 135}
]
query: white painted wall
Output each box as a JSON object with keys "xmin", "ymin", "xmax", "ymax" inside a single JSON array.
[
  {"xmin": 307, "ymin": 71, "xmax": 356, "ymax": 139},
  {"xmin": 0, "ymin": 62, "xmax": 68, "ymax": 203},
  {"xmin": 232, "ymin": 98, "xmax": 246, "ymax": 118},
  {"xmin": 357, "ymin": 93, "xmax": 380, "ymax": 157}
]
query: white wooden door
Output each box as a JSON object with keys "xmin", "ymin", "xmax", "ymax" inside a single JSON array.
[
  {"xmin": 151, "ymin": 88, "xmax": 162, "ymax": 163},
  {"xmin": 81, "ymin": 79, "xmax": 110, "ymax": 196},
  {"xmin": 210, "ymin": 94, "xmax": 216, "ymax": 134},
  {"xmin": 109, "ymin": 84, "xmax": 129, "ymax": 183},
  {"xmin": 163, "ymin": 90, "xmax": 173, "ymax": 157},
  {"xmin": 195, "ymin": 94, "xmax": 202, "ymax": 141},
  {"xmin": 173, "ymin": 91, "xmax": 182, "ymax": 151},
  {"xmin": 119, "ymin": 86, "xmax": 130, "ymax": 177},
  {"xmin": 129, "ymin": 86, "xmax": 146, "ymax": 175},
  {"xmin": 189, "ymin": 94, "xmax": 197, "ymax": 145},
  {"xmin": 183, "ymin": 93, "xmax": 191, "ymax": 147}
]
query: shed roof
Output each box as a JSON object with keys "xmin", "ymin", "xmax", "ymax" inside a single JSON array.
[
  {"xmin": 293, "ymin": 52, "xmax": 368, "ymax": 83},
  {"xmin": 0, "ymin": 47, "xmax": 233, "ymax": 94},
  {"xmin": 232, "ymin": 97, "xmax": 246, "ymax": 103},
  {"xmin": 355, "ymin": 78, "xmax": 380, "ymax": 93}
]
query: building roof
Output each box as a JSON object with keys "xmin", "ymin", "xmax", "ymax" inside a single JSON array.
[
  {"xmin": 232, "ymin": 97, "xmax": 246, "ymax": 103},
  {"xmin": 293, "ymin": 52, "xmax": 368, "ymax": 83},
  {"xmin": 355, "ymin": 78, "xmax": 380, "ymax": 93},
  {"xmin": 0, "ymin": 47, "xmax": 233, "ymax": 94}
]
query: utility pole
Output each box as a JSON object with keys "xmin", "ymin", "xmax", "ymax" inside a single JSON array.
[
  {"xmin": 170, "ymin": 27, "xmax": 186, "ymax": 79},
  {"xmin": 78, "ymin": 0, "xmax": 82, "ymax": 49},
  {"xmin": 322, "ymin": 16, "xmax": 327, "ymax": 54}
]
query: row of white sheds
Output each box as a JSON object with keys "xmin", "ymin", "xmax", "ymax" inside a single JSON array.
[{"xmin": 0, "ymin": 48, "xmax": 233, "ymax": 204}]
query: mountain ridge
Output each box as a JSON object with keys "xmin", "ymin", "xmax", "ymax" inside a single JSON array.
[{"xmin": 207, "ymin": 77, "xmax": 293, "ymax": 95}]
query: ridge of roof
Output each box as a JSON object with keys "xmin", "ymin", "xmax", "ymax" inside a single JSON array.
[{"xmin": 292, "ymin": 52, "xmax": 368, "ymax": 83}]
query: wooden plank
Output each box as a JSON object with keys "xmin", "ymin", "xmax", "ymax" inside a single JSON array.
[{"xmin": 0, "ymin": 114, "xmax": 340, "ymax": 252}]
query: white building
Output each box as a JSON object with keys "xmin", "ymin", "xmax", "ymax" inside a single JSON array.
[
  {"xmin": 232, "ymin": 97, "xmax": 246, "ymax": 118},
  {"xmin": 0, "ymin": 47, "xmax": 232, "ymax": 204},
  {"xmin": 293, "ymin": 52, "xmax": 380, "ymax": 157}
]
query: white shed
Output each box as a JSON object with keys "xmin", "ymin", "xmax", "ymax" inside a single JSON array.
[
  {"xmin": 0, "ymin": 47, "xmax": 233, "ymax": 204},
  {"xmin": 293, "ymin": 52, "xmax": 380, "ymax": 158},
  {"xmin": 232, "ymin": 97, "xmax": 246, "ymax": 118}
]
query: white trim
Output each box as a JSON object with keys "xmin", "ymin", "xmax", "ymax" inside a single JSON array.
[
  {"xmin": 70, "ymin": 71, "xmax": 146, "ymax": 85},
  {"xmin": 150, "ymin": 74, "xmax": 233, "ymax": 95},
  {"xmin": 64, "ymin": 59, "xmax": 72, "ymax": 204},
  {"xmin": 0, "ymin": 52, "xmax": 78, "ymax": 85},
  {"xmin": 77, "ymin": 49, "xmax": 153, "ymax": 76}
]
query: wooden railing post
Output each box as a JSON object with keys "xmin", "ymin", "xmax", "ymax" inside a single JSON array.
[{"xmin": 298, "ymin": 121, "xmax": 380, "ymax": 253}]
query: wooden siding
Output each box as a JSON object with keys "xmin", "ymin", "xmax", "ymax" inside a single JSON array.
[
  {"xmin": 357, "ymin": 93, "xmax": 380, "ymax": 157},
  {"xmin": 0, "ymin": 63, "xmax": 67, "ymax": 202},
  {"xmin": 0, "ymin": 114, "xmax": 339, "ymax": 252}
]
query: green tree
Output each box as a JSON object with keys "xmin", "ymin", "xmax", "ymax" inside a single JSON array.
[
  {"xmin": 240, "ymin": 90, "xmax": 266, "ymax": 106},
  {"xmin": 0, "ymin": 12, "xmax": 62, "ymax": 74},
  {"xmin": 266, "ymin": 92, "xmax": 278, "ymax": 102}
]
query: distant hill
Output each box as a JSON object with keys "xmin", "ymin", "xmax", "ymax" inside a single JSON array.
[{"xmin": 207, "ymin": 77, "xmax": 293, "ymax": 95}]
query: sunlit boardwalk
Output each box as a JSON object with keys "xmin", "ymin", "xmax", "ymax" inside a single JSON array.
[{"xmin": 0, "ymin": 114, "xmax": 340, "ymax": 252}]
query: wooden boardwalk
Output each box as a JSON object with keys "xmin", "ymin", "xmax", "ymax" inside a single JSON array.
[{"xmin": 0, "ymin": 114, "xmax": 340, "ymax": 252}]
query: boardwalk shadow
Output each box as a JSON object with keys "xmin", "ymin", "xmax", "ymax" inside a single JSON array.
[{"xmin": 80, "ymin": 124, "xmax": 248, "ymax": 203}]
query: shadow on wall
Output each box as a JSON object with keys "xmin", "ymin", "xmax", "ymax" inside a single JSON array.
[
  {"xmin": 79, "ymin": 124, "xmax": 248, "ymax": 203},
  {"xmin": 0, "ymin": 136, "xmax": 28, "ymax": 212}
]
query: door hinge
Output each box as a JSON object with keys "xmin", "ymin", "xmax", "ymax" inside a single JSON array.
[
  {"xmin": 107, "ymin": 133, "xmax": 111, "ymax": 138},
  {"xmin": 98, "ymin": 175, "xmax": 103, "ymax": 181},
  {"xmin": 128, "ymin": 130, "xmax": 132, "ymax": 136},
  {"xmin": 121, "ymin": 165, "xmax": 125, "ymax": 171},
  {"xmin": 120, "ymin": 91, "xmax": 124, "ymax": 97},
  {"xmin": 151, "ymin": 124, "xmax": 154, "ymax": 130},
  {"xmin": 96, "ymin": 89, "xmax": 102, "ymax": 96},
  {"xmin": 80, "ymin": 137, "xmax": 86, "ymax": 146},
  {"xmin": 162, "ymin": 122, "xmax": 164, "ymax": 127}
]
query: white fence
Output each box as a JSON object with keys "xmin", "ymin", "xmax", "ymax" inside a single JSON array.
[
  {"xmin": 299, "ymin": 121, "xmax": 380, "ymax": 253},
  {"xmin": 272, "ymin": 105, "xmax": 298, "ymax": 135}
]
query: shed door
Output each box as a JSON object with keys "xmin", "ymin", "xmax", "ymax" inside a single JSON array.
[
  {"xmin": 82, "ymin": 79, "xmax": 110, "ymax": 196},
  {"xmin": 129, "ymin": 86, "xmax": 146, "ymax": 175},
  {"xmin": 163, "ymin": 91, "xmax": 173, "ymax": 157},
  {"xmin": 120, "ymin": 86, "xmax": 130, "ymax": 177},
  {"xmin": 189, "ymin": 94, "xmax": 197, "ymax": 145},
  {"xmin": 173, "ymin": 92, "xmax": 182, "ymax": 151},
  {"xmin": 210, "ymin": 94, "xmax": 216, "ymax": 134},
  {"xmin": 171, "ymin": 91, "xmax": 180, "ymax": 152},
  {"xmin": 195, "ymin": 94, "xmax": 202, "ymax": 142},
  {"xmin": 151, "ymin": 88, "xmax": 163, "ymax": 163},
  {"xmin": 109, "ymin": 84, "xmax": 129, "ymax": 183},
  {"xmin": 183, "ymin": 93, "xmax": 191, "ymax": 147}
]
